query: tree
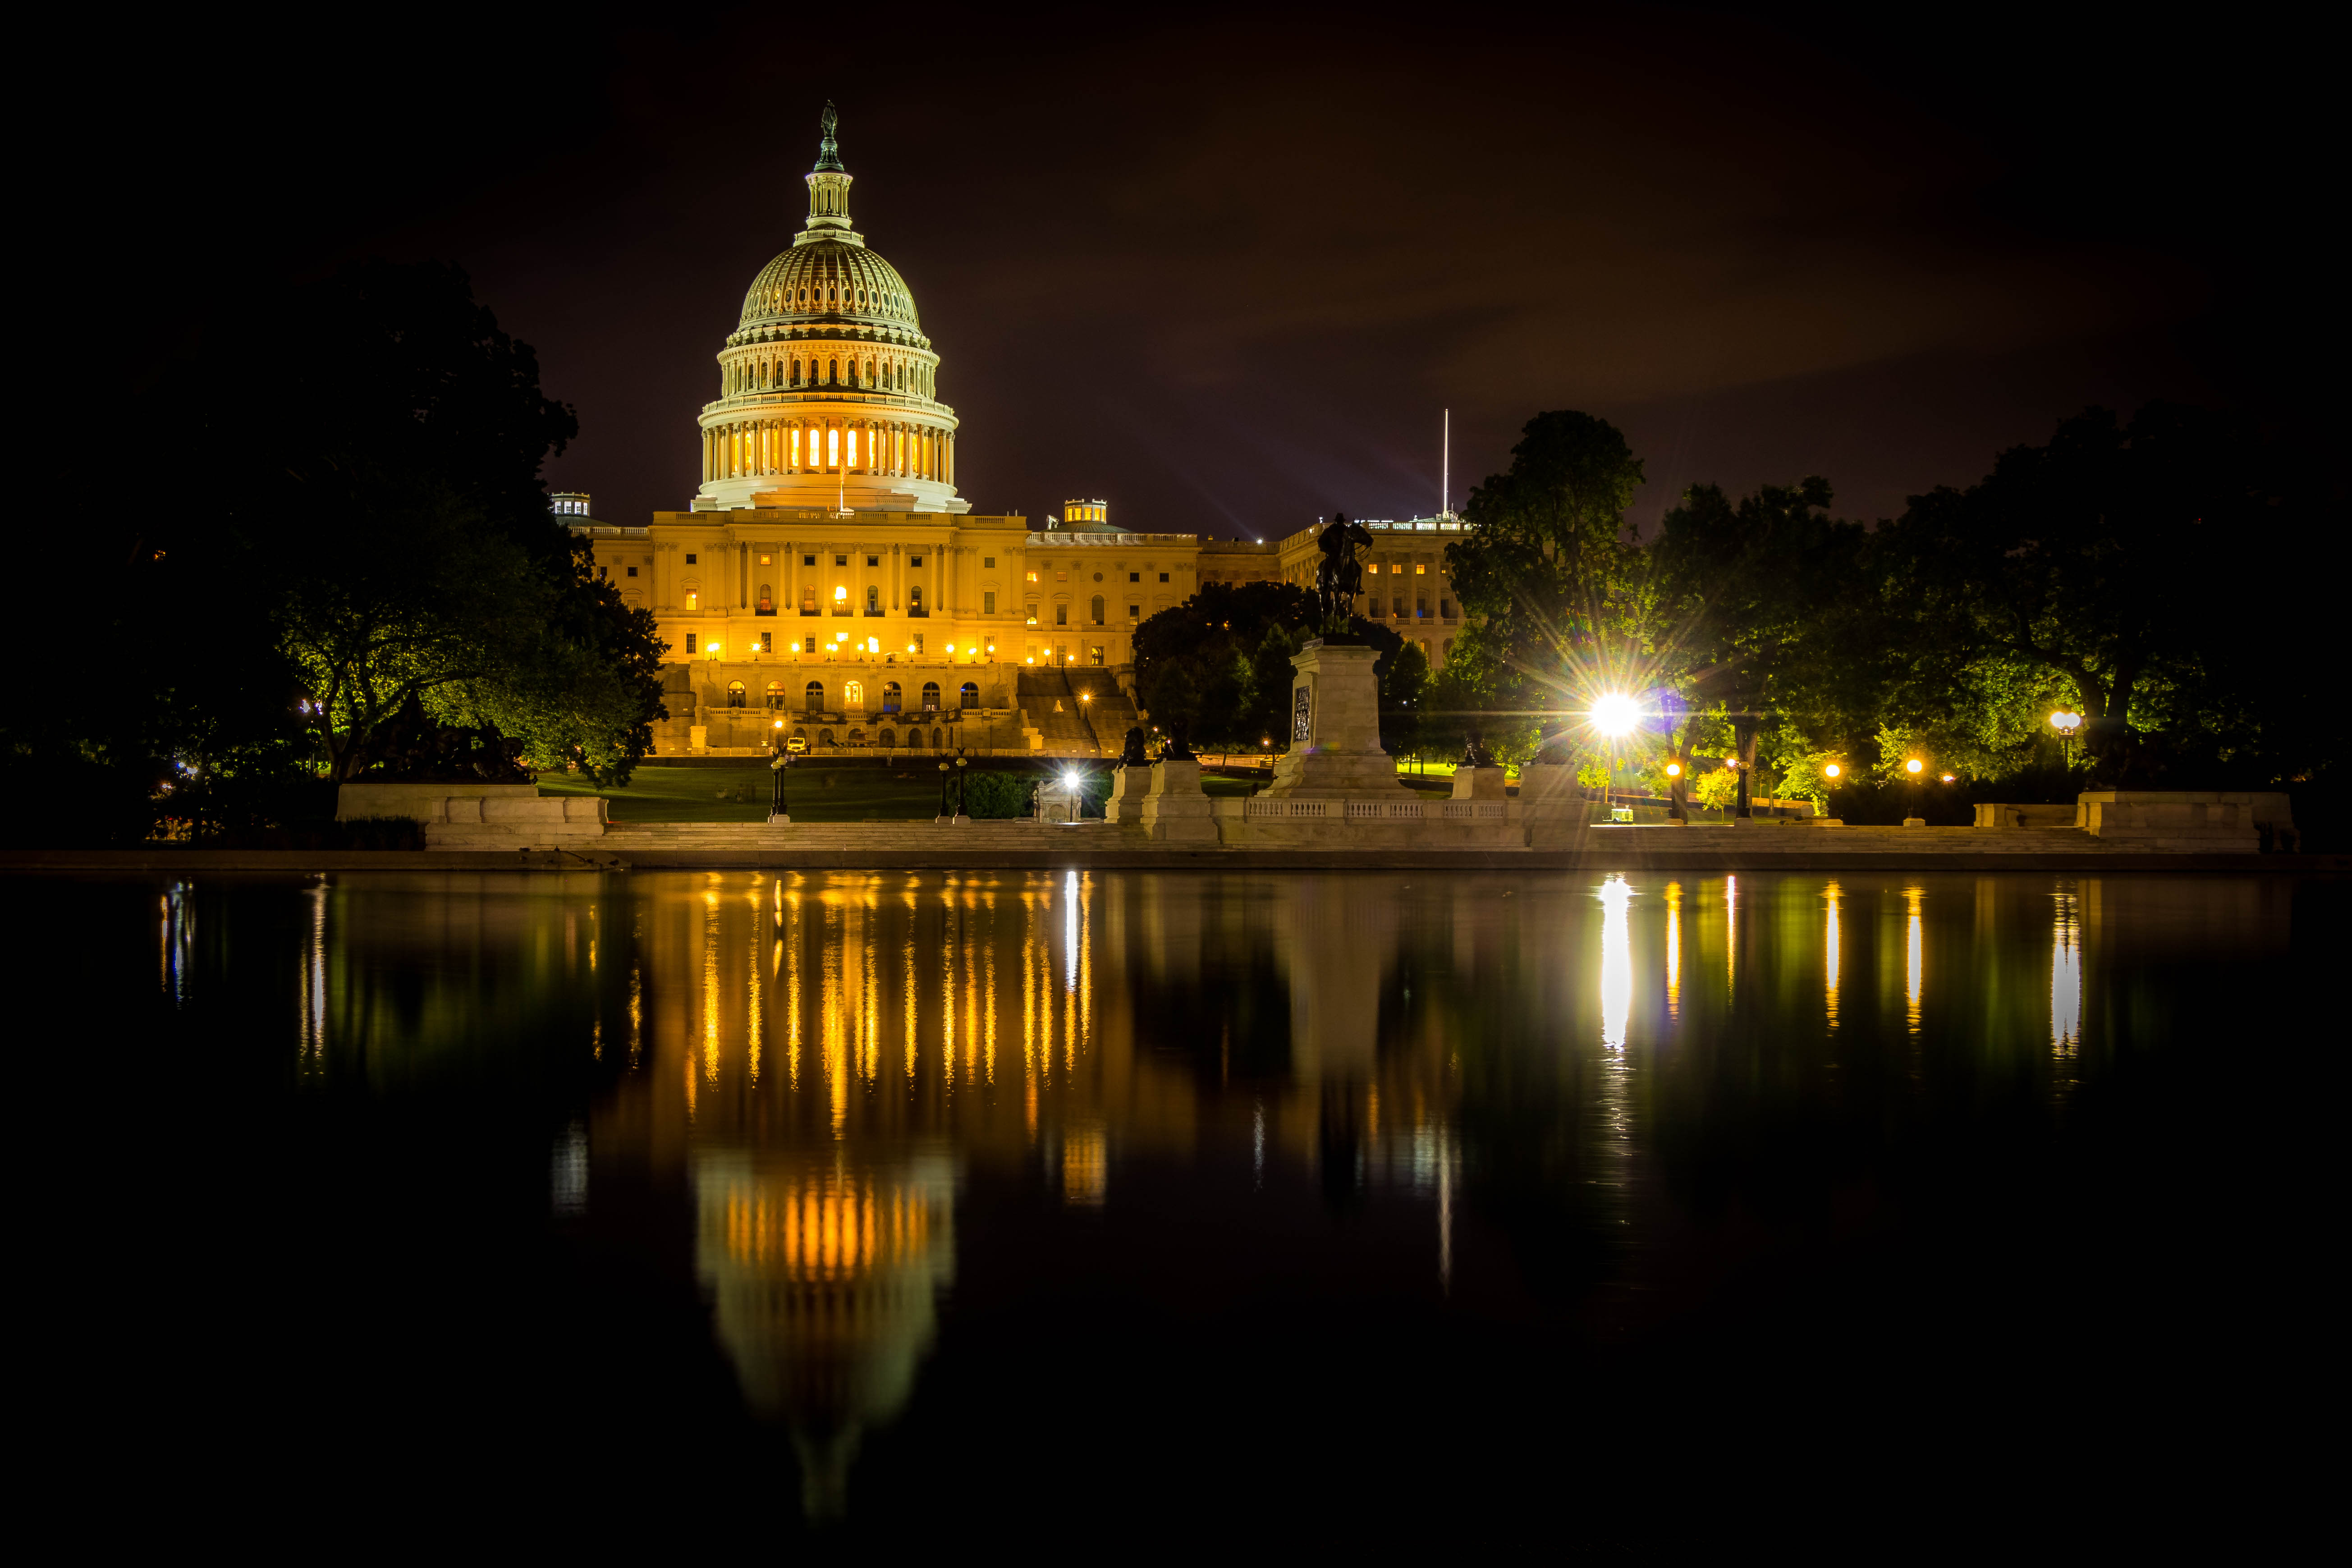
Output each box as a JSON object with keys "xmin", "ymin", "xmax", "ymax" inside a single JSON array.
[
  {"xmin": 1133, "ymin": 582, "xmax": 1316, "ymax": 750},
  {"xmin": 1649, "ymin": 477, "xmax": 1874, "ymax": 804},
  {"xmin": 1442, "ymin": 411, "xmax": 1646, "ymax": 752},
  {"xmin": 1877, "ymin": 403, "xmax": 2316, "ymax": 782}
]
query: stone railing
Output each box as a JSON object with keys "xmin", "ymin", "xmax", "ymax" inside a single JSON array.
[{"xmin": 1439, "ymin": 801, "xmax": 1506, "ymax": 819}]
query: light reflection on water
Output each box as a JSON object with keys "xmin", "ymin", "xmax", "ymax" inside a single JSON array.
[{"xmin": 93, "ymin": 866, "xmax": 2323, "ymax": 1526}]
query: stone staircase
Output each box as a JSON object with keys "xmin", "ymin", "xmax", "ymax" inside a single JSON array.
[
  {"xmin": 1608, "ymin": 825, "xmax": 2140, "ymax": 853},
  {"xmin": 603, "ymin": 820, "xmax": 1151, "ymax": 855}
]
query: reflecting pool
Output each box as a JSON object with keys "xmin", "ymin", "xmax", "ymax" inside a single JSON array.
[{"xmin": 18, "ymin": 869, "xmax": 2339, "ymax": 1542}]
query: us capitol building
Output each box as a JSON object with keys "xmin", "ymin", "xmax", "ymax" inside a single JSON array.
[{"xmin": 565, "ymin": 108, "xmax": 1469, "ymax": 757}]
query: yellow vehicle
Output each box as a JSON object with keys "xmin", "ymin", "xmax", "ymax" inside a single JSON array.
[{"xmin": 784, "ymin": 735, "xmax": 808, "ymax": 755}]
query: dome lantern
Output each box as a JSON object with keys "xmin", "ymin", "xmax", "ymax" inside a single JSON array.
[{"xmin": 798, "ymin": 100, "xmax": 860, "ymax": 247}]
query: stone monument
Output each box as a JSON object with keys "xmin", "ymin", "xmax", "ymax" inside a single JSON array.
[
  {"xmin": 1106, "ymin": 725, "xmax": 1152, "ymax": 824},
  {"xmin": 1452, "ymin": 731, "xmax": 1505, "ymax": 802}
]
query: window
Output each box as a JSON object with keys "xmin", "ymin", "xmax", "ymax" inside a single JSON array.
[
  {"xmin": 866, "ymin": 586, "xmax": 880, "ymax": 612},
  {"xmin": 1093, "ymin": 572, "xmax": 1104, "ymax": 583},
  {"xmin": 1158, "ymin": 572, "xmax": 1169, "ymax": 582},
  {"xmin": 910, "ymin": 587, "xmax": 924, "ymax": 614},
  {"xmin": 685, "ymin": 553, "xmax": 697, "ymax": 565},
  {"xmin": 1127, "ymin": 604, "xmax": 1140, "ymax": 619},
  {"xmin": 1416, "ymin": 596, "xmax": 1427, "ymax": 617},
  {"xmin": 844, "ymin": 680, "xmax": 864, "ymax": 708},
  {"xmin": 1090, "ymin": 646, "xmax": 1105, "ymax": 665},
  {"xmin": 803, "ymin": 637, "xmax": 816, "ymax": 653},
  {"xmin": 983, "ymin": 556, "xmax": 995, "ymax": 569},
  {"xmin": 835, "ymin": 555, "xmax": 848, "ymax": 566},
  {"xmin": 909, "ymin": 555, "xmax": 923, "ymax": 567},
  {"xmin": 1090, "ymin": 595, "xmax": 1105, "ymax": 625},
  {"xmin": 1415, "ymin": 564, "xmax": 1427, "ymax": 575},
  {"xmin": 726, "ymin": 681, "xmax": 746, "ymax": 708},
  {"xmin": 1128, "ymin": 571, "xmax": 1140, "ymax": 582},
  {"xmin": 922, "ymin": 681, "xmax": 941, "ymax": 711},
  {"xmin": 760, "ymin": 631, "xmax": 773, "ymax": 651},
  {"xmin": 625, "ymin": 566, "xmax": 637, "ymax": 577},
  {"xmin": 1026, "ymin": 570, "xmax": 1038, "ymax": 583},
  {"xmin": 766, "ymin": 681, "xmax": 784, "ymax": 708},
  {"xmin": 805, "ymin": 681, "xmax": 825, "ymax": 712},
  {"xmin": 959, "ymin": 681, "xmax": 979, "ymax": 710},
  {"xmin": 866, "ymin": 555, "xmax": 879, "ymax": 567},
  {"xmin": 1025, "ymin": 603, "xmax": 1038, "ymax": 625},
  {"xmin": 1368, "ymin": 564, "xmax": 1380, "ymax": 575},
  {"xmin": 1055, "ymin": 603, "xmax": 1068, "ymax": 626},
  {"xmin": 984, "ymin": 591, "xmax": 996, "ymax": 614},
  {"xmin": 758, "ymin": 553, "xmax": 772, "ymax": 566},
  {"xmin": 1440, "ymin": 599, "xmax": 1453, "ymax": 618},
  {"xmin": 882, "ymin": 682, "xmax": 902, "ymax": 712}
]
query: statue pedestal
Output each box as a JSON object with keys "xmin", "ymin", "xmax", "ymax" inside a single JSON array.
[
  {"xmin": 1263, "ymin": 642, "xmax": 1414, "ymax": 799},
  {"xmin": 767, "ymin": 812, "xmax": 790, "ymax": 825},
  {"xmin": 1140, "ymin": 759, "xmax": 1218, "ymax": 843},
  {"xmin": 1105, "ymin": 764, "xmax": 1152, "ymax": 824},
  {"xmin": 1452, "ymin": 766, "xmax": 1506, "ymax": 802},
  {"xmin": 1516, "ymin": 762, "xmax": 1589, "ymax": 849}
]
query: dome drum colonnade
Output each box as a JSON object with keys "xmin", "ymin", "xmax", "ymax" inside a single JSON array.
[{"xmin": 697, "ymin": 105, "xmax": 963, "ymax": 513}]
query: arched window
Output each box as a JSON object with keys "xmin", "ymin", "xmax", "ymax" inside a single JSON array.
[
  {"xmin": 758, "ymin": 583, "xmax": 773, "ymax": 612},
  {"xmin": 791, "ymin": 358, "xmax": 802, "ymax": 385},
  {"xmin": 801, "ymin": 584, "xmax": 817, "ymax": 613},
  {"xmin": 881, "ymin": 682, "xmax": 902, "ymax": 712},
  {"xmin": 909, "ymin": 586, "xmax": 924, "ymax": 614},
  {"xmin": 791, "ymin": 727, "xmax": 807, "ymax": 744},
  {"xmin": 903, "ymin": 729, "xmax": 922, "ymax": 748},
  {"xmin": 933, "ymin": 727, "xmax": 944, "ymax": 749},
  {"xmin": 805, "ymin": 681, "xmax": 825, "ymax": 713},
  {"xmin": 844, "ymin": 680, "xmax": 865, "ymax": 709},
  {"xmin": 921, "ymin": 681, "xmax": 941, "ymax": 711},
  {"xmin": 866, "ymin": 586, "xmax": 880, "ymax": 613},
  {"xmin": 879, "ymin": 728, "xmax": 894, "ymax": 748},
  {"xmin": 765, "ymin": 681, "xmax": 784, "ymax": 708},
  {"xmin": 726, "ymin": 680, "xmax": 746, "ymax": 709},
  {"xmin": 847, "ymin": 729, "xmax": 864, "ymax": 747},
  {"xmin": 819, "ymin": 729, "xmax": 834, "ymax": 747},
  {"xmin": 959, "ymin": 681, "xmax": 979, "ymax": 710},
  {"xmin": 1441, "ymin": 639, "xmax": 1454, "ymax": 661},
  {"xmin": 828, "ymin": 358, "xmax": 839, "ymax": 385},
  {"xmin": 1090, "ymin": 595, "xmax": 1105, "ymax": 624}
]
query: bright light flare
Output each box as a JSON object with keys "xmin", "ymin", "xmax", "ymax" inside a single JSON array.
[
  {"xmin": 1905, "ymin": 758, "xmax": 1924, "ymax": 775},
  {"xmin": 1824, "ymin": 763, "xmax": 1841, "ymax": 779},
  {"xmin": 1664, "ymin": 761, "xmax": 1683, "ymax": 779},
  {"xmin": 1589, "ymin": 693, "xmax": 1638, "ymax": 738}
]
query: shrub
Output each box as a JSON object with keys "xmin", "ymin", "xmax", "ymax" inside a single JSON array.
[{"xmin": 962, "ymin": 770, "xmax": 1033, "ymax": 819}]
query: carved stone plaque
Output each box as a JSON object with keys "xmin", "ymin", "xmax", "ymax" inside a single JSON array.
[{"xmin": 1292, "ymin": 684, "xmax": 1312, "ymax": 742}]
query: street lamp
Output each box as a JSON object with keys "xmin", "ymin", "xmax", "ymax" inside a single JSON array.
[
  {"xmin": 1904, "ymin": 757, "xmax": 1925, "ymax": 826},
  {"xmin": 2050, "ymin": 709, "xmax": 2082, "ymax": 769}
]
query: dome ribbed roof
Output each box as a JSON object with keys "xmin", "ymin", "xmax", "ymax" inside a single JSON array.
[{"xmin": 740, "ymin": 240, "xmax": 920, "ymax": 333}]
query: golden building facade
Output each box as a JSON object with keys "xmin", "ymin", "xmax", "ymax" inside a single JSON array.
[{"xmin": 567, "ymin": 110, "xmax": 1470, "ymax": 756}]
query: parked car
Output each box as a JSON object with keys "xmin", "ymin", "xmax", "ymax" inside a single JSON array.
[{"xmin": 785, "ymin": 735, "xmax": 808, "ymax": 755}]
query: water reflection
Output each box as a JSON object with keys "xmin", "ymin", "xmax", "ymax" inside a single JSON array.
[{"xmin": 106, "ymin": 867, "xmax": 2322, "ymax": 1526}]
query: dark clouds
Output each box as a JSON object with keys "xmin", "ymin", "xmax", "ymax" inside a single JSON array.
[{"xmin": 86, "ymin": 4, "xmax": 2327, "ymax": 532}]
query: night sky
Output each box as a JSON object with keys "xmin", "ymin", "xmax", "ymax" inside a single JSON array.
[{"xmin": 96, "ymin": 5, "xmax": 2324, "ymax": 536}]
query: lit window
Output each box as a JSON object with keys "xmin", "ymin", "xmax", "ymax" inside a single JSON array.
[
  {"xmin": 1368, "ymin": 564, "xmax": 1380, "ymax": 575},
  {"xmin": 828, "ymin": 428, "xmax": 839, "ymax": 466},
  {"xmin": 758, "ymin": 553, "xmax": 771, "ymax": 566},
  {"xmin": 1415, "ymin": 564, "xmax": 1427, "ymax": 575},
  {"xmin": 1026, "ymin": 570, "xmax": 1038, "ymax": 583},
  {"xmin": 1056, "ymin": 571, "xmax": 1067, "ymax": 582},
  {"xmin": 791, "ymin": 429, "xmax": 802, "ymax": 467},
  {"xmin": 834, "ymin": 586, "xmax": 848, "ymax": 602},
  {"xmin": 847, "ymin": 429, "xmax": 858, "ymax": 466}
]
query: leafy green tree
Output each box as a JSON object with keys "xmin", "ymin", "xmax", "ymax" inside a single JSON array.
[
  {"xmin": 1442, "ymin": 410, "xmax": 1645, "ymax": 745},
  {"xmin": 1650, "ymin": 477, "xmax": 1875, "ymax": 799},
  {"xmin": 1876, "ymin": 403, "xmax": 2316, "ymax": 782},
  {"xmin": 1133, "ymin": 582, "xmax": 1315, "ymax": 749}
]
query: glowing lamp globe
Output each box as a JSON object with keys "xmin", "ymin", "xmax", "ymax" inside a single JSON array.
[
  {"xmin": 1664, "ymin": 761, "xmax": 1683, "ymax": 779},
  {"xmin": 1905, "ymin": 759, "xmax": 1924, "ymax": 775},
  {"xmin": 1590, "ymin": 693, "xmax": 1638, "ymax": 738},
  {"xmin": 1824, "ymin": 763, "xmax": 1841, "ymax": 779}
]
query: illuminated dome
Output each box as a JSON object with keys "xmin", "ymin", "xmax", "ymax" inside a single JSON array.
[
  {"xmin": 739, "ymin": 245, "xmax": 922, "ymax": 337},
  {"xmin": 694, "ymin": 103, "xmax": 963, "ymax": 514}
]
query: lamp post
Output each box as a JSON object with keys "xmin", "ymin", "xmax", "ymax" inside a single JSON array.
[
  {"xmin": 1903, "ymin": 757, "xmax": 1926, "ymax": 825},
  {"xmin": 768, "ymin": 721, "xmax": 790, "ymax": 825},
  {"xmin": 2050, "ymin": 709, "xmax": 2082, "ymax": 770},
  {"xmin": 936, "ymin": 758, "xmax": 953, "ymax": 823},
  {"xmin": 953, "ymin": 748, "xmax": 970, "ymax": 823}
]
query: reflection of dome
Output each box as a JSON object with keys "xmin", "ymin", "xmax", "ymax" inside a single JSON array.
[{"xmin": 693, "ymin": 1148, "xmax": 956, "ymax": 1520}]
